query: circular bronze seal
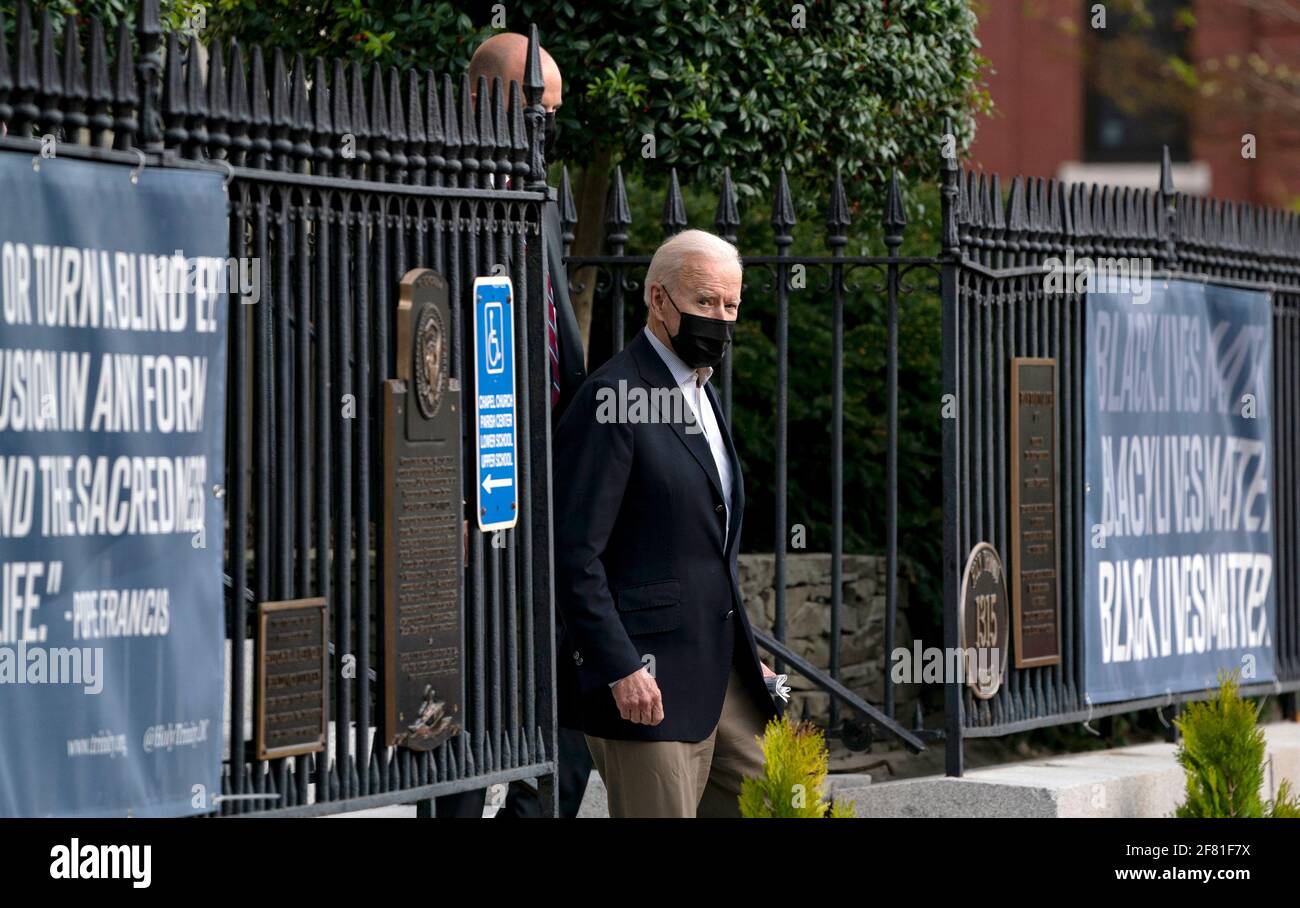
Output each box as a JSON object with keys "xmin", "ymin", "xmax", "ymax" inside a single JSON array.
[
  {"xmin": 959, "ymin": 542, "xmax": 1010, "ymax": 700},
  {"xmin": 414, "ymin": 304, "xmax": 448, "ymax": 419}
]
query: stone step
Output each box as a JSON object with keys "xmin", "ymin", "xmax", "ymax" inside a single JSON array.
[{"xmin": 846, "ymin": 721, "xmax": 1300, "ymax": 818}]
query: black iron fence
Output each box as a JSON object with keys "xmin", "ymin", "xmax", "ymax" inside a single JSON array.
[
  {"xmin": 940, "ymin": 150, "xmax": 1300, "ymax": 774},
  {"xmin": 0, "ymin": 1, "xmax": 558, "ymax": 814},
  {"xmin": 569, "ymin": 140, "xmax": 1300, "ymax": 775},
  {"xmin": 1, "ymin": 0, "xmax": 1297, "ymax": 806}
]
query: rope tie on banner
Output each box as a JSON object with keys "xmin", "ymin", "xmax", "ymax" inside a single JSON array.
[
  {"xmin": 216, "ymin": 159, "xmax": 235, "ymax": 192},
  {"xmin": 1082, "ymin": 694, "xmax": 1101, "ymax": 737},
  {"xmin": 129, "ymin": 148, "xmax": 146, "ymax": 185},
  {"xmin": 1156, "ymin": 687, "xmax": 1173, "ymax": 729}
]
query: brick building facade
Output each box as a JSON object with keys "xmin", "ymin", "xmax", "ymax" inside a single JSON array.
[{"xmin": 970, "ymin": 0, "xmax": 1300, "ymax": 208}]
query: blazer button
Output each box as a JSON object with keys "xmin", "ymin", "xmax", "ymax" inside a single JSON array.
[
  {"xmin": 723, "ymin": 609, "xmax": 734, "ymax": 621},
  {"xmin": 715, "ymin": 504, "xmax": 725, "ymax": 514},
  {"xmin": 573, "ymin": 651, "xmax": 583, "ymax": 666}
]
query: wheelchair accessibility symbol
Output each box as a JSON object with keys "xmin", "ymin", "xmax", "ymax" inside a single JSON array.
[{"xmin": 484, "ymin": 300, "xmax": 505, "ymax": 375}]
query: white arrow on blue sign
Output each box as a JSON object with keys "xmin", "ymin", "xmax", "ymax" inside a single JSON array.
[{"xmin": 473, "ymin": 275, "xmax": 519, "ymax": 532}]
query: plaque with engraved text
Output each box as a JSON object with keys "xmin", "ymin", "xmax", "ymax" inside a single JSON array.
[
  {"xmin": 959, "ymin": 543, "xmax": 1009, "ymax": 699},
  {"xmin": 381, "ymin": 268, "xmax": 464, "ymax": 751},
  {"xmin": 255, "ymin": 598, "xmax": 328, "ymax": 761},
  {"xmin": 1010, "ymin": 357, "xmax": 1062, "ymax": 668}
]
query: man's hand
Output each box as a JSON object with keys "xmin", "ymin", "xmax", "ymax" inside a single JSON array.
[
  {"xmin": 611, "ymin": 667, "xmax": 664, "ymax": 725},
  {"xmin": 761, "ymin": 662, "xmax": 776, "ymax": 679}
]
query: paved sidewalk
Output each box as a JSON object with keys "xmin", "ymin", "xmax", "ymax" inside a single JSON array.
[
  {"xmin": 327, "ymin": 769, "xmax": 875, "ymax": 817},
  {"xmin": 327, "ymin": 776, "xmax": 606, "ymax": 818}
]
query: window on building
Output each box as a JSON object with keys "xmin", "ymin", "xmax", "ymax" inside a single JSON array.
[{"xmin": 1083, "ymin": 0, "xmax": 1191, "ymax": 162}]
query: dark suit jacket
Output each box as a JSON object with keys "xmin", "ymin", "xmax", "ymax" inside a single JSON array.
[
  {"xmin": 543, "ymin": 199, "xmax": 587, "ymax": 419},
  {"xmin": 540, "ymin": 194, "xmax": 592, "ymax": 731},
  {"xmin": 552, "ymin": 329, "xmax": 777, "ymax": 742}
]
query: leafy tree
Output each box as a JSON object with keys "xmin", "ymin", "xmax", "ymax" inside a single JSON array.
[
  {"xmin": 520, "ymin": 0, "xmax": 985, "ymax": 344},
  {"xmin": 206, "ymin": 0, "xmax": 484, "ymax": 68},
  {"xmin": 201, "ymin": 0, "xmax": 987, "ymax": 342},
  {"xmin": 7, "ymin": 0, "xmax": 192, "ymax": 34},
  {"xmin": 1173, "ymin": 672, "xmax": 1300, "ymax": 818}
]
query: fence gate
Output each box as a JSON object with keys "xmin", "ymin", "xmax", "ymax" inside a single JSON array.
[{"xmin": 0, "ymin": 2, "xmax": 560, "ymax": 815}]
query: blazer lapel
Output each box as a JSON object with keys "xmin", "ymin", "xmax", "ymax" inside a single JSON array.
[{"xmin": 629, "ymin": 332, "xmax": 726, "ymax": 505}]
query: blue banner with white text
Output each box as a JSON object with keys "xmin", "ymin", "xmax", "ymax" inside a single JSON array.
[
  {"xmin": 1084, "ymin": 279, "xmax": 1275, "ymax": 703},
  {"xmin": 0, "ymin": 152, "xmax": 228, "ymax": 816}
]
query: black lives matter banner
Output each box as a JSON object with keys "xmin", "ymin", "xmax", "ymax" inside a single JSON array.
[
  {"xmin": 1084, "ymin": 279, "xmax": 1274, "ymax": 703},
  {"xmin": 0, "ymin": 153, "xmax": 228, "ymax": 815}
]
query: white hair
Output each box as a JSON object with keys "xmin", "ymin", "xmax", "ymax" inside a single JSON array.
[{"xmin": 643, "ymin": 229, "xmax": 742, "ymax": 306}]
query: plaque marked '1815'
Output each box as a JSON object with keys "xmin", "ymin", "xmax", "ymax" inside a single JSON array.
[
  {"xmin": 1010, "ymin": 357, "xmax": 1062, "ymax": 668},
  {"xmin": 959, "ymin": 543, "xmax": 1009, "ymax": 699},
  {"xmin": 381, "ymin": 268, "xmax": 465, "ymax": 751}
]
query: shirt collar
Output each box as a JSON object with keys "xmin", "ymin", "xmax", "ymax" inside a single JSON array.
[{"xmin": 643, "ymin": 326, "xmax": 712, "ymax": 388}]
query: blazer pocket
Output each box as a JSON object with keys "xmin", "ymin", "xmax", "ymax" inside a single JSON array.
[{"xmin": 614, "ymin": 579, "xmax": 683, "ymax": 636}]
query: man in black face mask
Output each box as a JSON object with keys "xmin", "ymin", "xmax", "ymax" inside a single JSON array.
[{"xmin": 552, "ymin": 229, "xmax": 779, "ymax": 818}]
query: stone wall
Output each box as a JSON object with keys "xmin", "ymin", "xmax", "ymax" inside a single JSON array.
[{"xmin": 738, "ymin": 553, "xmax": 918, "ymax": 726}]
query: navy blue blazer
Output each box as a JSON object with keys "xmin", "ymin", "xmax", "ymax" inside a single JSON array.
[{"xmin": 552, "ymin": 329, "xmax": 776, "ymax": 742}]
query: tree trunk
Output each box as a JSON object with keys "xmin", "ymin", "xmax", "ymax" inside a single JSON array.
[{"xmin": 568, "ymin": 148, "xmax": 614, "ymax": 358}]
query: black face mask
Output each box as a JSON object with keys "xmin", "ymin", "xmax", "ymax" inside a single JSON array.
[
  {"xmin": 543, "ymin": 111, "xmax": 559, "ymax": 158},
  {"xmin": 660, "ymin": 287, "xmax": 735, "ymax": 369}
]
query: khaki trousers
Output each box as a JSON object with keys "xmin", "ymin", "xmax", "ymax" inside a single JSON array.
[{"xmin": 585, "ymin": 661, "xmax": 768, "ymax": 818}]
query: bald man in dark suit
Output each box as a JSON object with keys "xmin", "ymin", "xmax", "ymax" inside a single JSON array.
[{"xmin": 434, "ymin": 31, "xmax": 591, "ymax": 819}]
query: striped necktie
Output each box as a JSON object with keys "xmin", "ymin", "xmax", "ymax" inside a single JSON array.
[
  {"xmin": 546, "ymin": 260, "xmax": 561, "ymax": 408},
  {"xmin": 505, "ymin": 175, "xmax": 563, "ymax": 409}
]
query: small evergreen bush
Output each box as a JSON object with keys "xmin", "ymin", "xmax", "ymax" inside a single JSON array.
[
  {"xmin": 1173, "ymin": 672, "xmax": 1300, "ymax": 818},
  {"xmin": 739, "ymin": 716, "xmax": 855, "ymax": 818}
]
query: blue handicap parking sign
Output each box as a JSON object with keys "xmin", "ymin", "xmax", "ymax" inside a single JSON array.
[{"xmin": 473, "ymin": 276, "xmax": 519, "ymax": 531}]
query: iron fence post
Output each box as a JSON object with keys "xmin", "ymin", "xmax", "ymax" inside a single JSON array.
[
  {"xmin": 884, "ymin": 170, "xmax": 907, "ymax": 723},
  {"xmin": 523, "ymin": 25, "xmax": 558, "ymax": 816},
  {"xmin": 940, "ymin": 122, "xmax": 964, "ymax": 777},
  {"xmin": 135, "ymin": 0, "xmax": 162, "ymax": 152},
  {"xmin": 826, "ymin": 171, "xmax": 849, "ymax": 731}
]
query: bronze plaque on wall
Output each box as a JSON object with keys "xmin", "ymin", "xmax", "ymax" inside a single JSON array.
[
  {"xmin": 381, "ymin": 268, "xmax": 464, "ymax": 751},
  {"xmin": 255, "ymin": 598, "xmax": 328, "ymax": 760},
  {"xmin": 1010, "ymin": 357, "xmax": 1062, "ymax": 668},
  {"xmin": 959, "ymin": 543, "xmax": 1009, "ymax": 699}
]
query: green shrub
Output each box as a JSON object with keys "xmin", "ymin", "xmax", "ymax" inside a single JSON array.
[
  {"xmin": 739, "ymin": 716, "xmax": 855, "ymax": 818},
  {"xmin": 1173, "ymin": 671, "xmax": 1300, "ymax": 818}
]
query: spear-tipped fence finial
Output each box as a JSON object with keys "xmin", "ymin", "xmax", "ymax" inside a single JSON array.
[
  {"xmin": 771, "ymin": 167, "xmax": 795, "ymax": 248},
  {"xmin": 884, "ymin": 168, "xmax": 907, "ymax": 251},
  {"xmin": 662, "ymin": 168, "xmax": 687, "ymax": 237},
  {"xmin": 715, "ymin": 168, "xmax": 740, "ymax": 245}
]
